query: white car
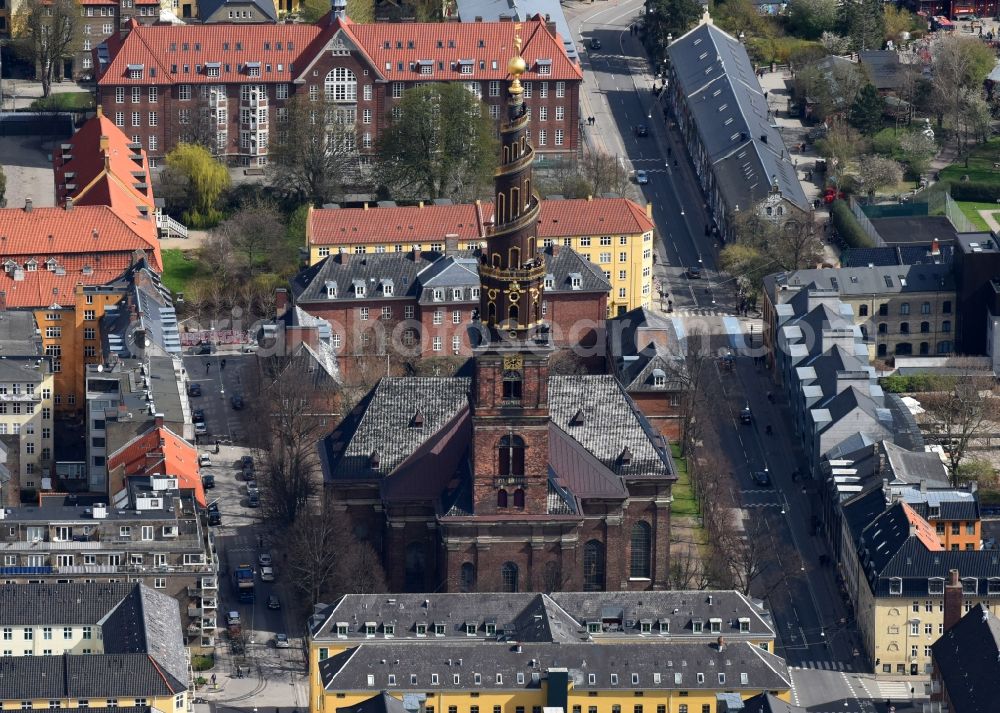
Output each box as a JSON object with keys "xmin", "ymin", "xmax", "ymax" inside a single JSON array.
[
  {"xmin": 260, "ymin": 566, "xmax": 275, "ymax": 582},
  {"xmin": 194, "ymin": 421, "xmax": 208, "ymax": 436},
  {"xmin": 198, "ymin": 454, "xmax": 212, "ymax": 468},
  {"xmin": 635, "ymin": 170, "xmax": 649, "ymax": 185},
  {"xmin": 274, "ymin": 633, "xmax": 290, "ymax": 648},
  {"xmin": 258, "ymin": 552, "xmax": 272, "ymax": 567}
]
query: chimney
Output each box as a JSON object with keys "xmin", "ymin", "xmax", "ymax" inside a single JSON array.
[
  {"xmin": 24, "ymin": 198, "xmax": 32, "ymax": 213},
  {"xmin": 646, "ymin": 203, "xmax": 653, "ymax": 219},
  {"xmin": 331, "ymin": 0, "xmax": 347, "ymax": 21},
  {"xmin": 943, "ymin": 569, "xmax": 962, "ymax": 632},
  {"xmin": 413, "ymin": 246, "xmax": 422, "ymax": 262},
  {"xmin": 445, "ymin": 235, "xmax": 459, "ymax": 254},
  {"xmin": 550, "ymin": 243, "xmax": 561, "ymax": 256},
  {"xmin": 546, "ymin": 19, "xmax": 557, "ymax": 36},
  {"xmin": 716, "ymin": 636, "xmax": 725, "ymax": 652},
  {"xmin": 99, "ymin": 134, "xmax": 110, "ymax": 153},
  {"xmin": 338, "ymin": 249, "xmax": 349, "ymax": 264},
  {"xmin": 275, "ymin": 288, "xmax": 289, "ymax": 318},
  {"xmin": 65, "ymin": 198, "xmax": 73, "ymax": 211},
  {"xmin": 931, "ymin": 239, "xmax": 941, "ymax": 256},
  {"xmin": 154, "ymin": 413, "xmax": 164, "ymax": 428},
  {"xmin": 919, "ymin": 479, "xmax": 927, "ymax": 493}
]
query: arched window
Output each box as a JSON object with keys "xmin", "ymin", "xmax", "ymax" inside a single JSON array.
[
  {"xmin": 460, "ymin": 562, "xmax": 476, "ymax": 592},
  {"xmin": 513, "ymin": 488, "xmax": 525, "ymax": 508},
  {"xmin": 509, "ymin": 246, "xmax": 520, "ymax": 267},
  {"xmin": 502, "ymin": 371, "xmax": 522, "ymax": 401},
  {"xmin": 878, "ymin": 323, "xmax": 888, "ymax": 334},
  {"xmin": 900, "ymin": 322, "xmax": 910, "ymax": 335},
  {"xmin": 859, "ymin": 304, "xmax": 869, "ymax": 317},
  {"xmin": 583, "ymin": 540, "xmax": 605, "ymax": 591},
  {"xmin": 508, "ymin": 304, "xmax": 519, "ymax": 325},
  {"xmin": 629, "ymin": 522, "xmax": 651, "ymax": 579},
  {"xmin": 487, "ymin": 302, "xmax": 497, "ymax": 324},
  {"xmin": 499, "ymin": 435, "xmax": 525, "ymax": 475},
  {"xmin": 497, "ymin": 489, "xmax": 508, "ymax": 508},
  {"xmin": 325, "ymin": 67, "xmax": 357, "ymax": 102},
  {"xmin": 895, "ymin": 342, "xmax": 912, "ymax": 356},
  {"xmin": 877, "ymin": 344, "xmax": 887, "ymax": 357},
  {"xmin": 497, "ymin": 193, "xmax": 506, "ymax": 224},
  {"xmin": 920, "ymin": 322, "xmax": 930, "ymax": 333},
  {"xmin": 920, "ymin": 342, "xmax": 929, "ymax": 355},
  {"xmin": 405, "ymin": 542, "xmax": 426, "ymax": 592},
  {"xmin": 501, "ymin": 562, "xmax": 519, "ymax": 592}
]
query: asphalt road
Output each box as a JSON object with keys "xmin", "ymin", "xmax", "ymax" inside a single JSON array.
[
  {"xmin": 184, "ymin": 353, "xmax": 254, "ymax": 446},
  {"xmin": 569, "ymin": 0, "xmax": 724, "ymax": 314}
]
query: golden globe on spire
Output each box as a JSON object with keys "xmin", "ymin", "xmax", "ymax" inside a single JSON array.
[{"xmin": 508, "ymin": 24, "xmax": 526, "ymax": 95}]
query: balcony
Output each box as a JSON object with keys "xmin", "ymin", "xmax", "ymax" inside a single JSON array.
[
  {"xmin": 240, "ymin": 94, "xmax": 268, "ymax": 111},
  {"xmin": 494, "ymin": 475, "xmax": 526, "ymax": 488},
  {"xmin": 187, "ymin": 605, "xmax": 202, "ymax": 617},
  {"xmin": 209, "ymin": 93, "xmax": 227, "ymax": 111},
  {"xmin": 202, "ymin": 596, "xmax": 217, "ymax": 609}
]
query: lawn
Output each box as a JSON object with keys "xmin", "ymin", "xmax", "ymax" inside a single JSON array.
[
  {"xmin": 29, "ymin": 92, "xmax": 95, "ymax": 111},
  {"xmin": 670, "ymin": 443, "xmax": 700, "ymax": 517},
  {"xmin": 939, "ymin": 138, "xmax": 1000, "ymax": 185},
  {"xmin": 953, "ymin": 201, "xmax": 996, "ymax": 231},
  {"xmin": 161, "ymin": 249, "xmax": 203, "ymax": 296}
]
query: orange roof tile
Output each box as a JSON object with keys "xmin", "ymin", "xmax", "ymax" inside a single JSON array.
[
  {"xmin": 54, "ymin": 109, "xmax": 155, "ymax": 213},
  {"xmin": 108, "ymin": 424, "xmax": 205, "ymax": 507},
  {"xmin": 98, "ymin": 15, "xmax": 578, "ymax": 87},
  {"xmin": 308, "ymin": 197, "xmax": 654, "ymax": 246},
  {"xmin": 0, "ymin": 269, "xmax": 121, "ymax": 309},
  {"xmin": 0, "ymin": 205, "xmax": 161, "ymax": 272},
  {"xmin": 901, "ymin": 501, "xmax": 945, "ymax": 551}
]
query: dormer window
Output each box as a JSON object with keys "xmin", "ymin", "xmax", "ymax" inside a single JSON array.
[
  {"xmin": 335, "ymin": 622, "xmax": 348, "ymax": 636},
  {"xmin": 431, "ymin": 674, "xmax": 439, "ymax": 685},
  {"xmin": 588, "ymin": 673, "xmax": 596, "ymax": 685},
  {"xmin": 544, "ymin": 274, "xmax": 555, "ymax": 289},
  {"xmin": 25, "ymin": 260, "xmax": 37, "ymax": 272},
  {"xmin": 452, "ymin": 288, "xmax": 463, "ymax": 300},
  {"xmin": 709, "ymin": 618, "xmax": 722, "ymax": 633},
  {"xmin": 127, "ymin": 64, "xmax": 144, "ymax": 79},
  {"xmin": 963, "ymin": 577, "xmax": 978, "ymax": 595},
  {"xmin": 383, "ymin": 283, "xmax": 393, "ymax": 296},
  {"xmin": 465, "ymin": 622, "xmax": 476, "ymax": 635},
  {"xmin": 658, "ymin": 620, "xmax": 669, "ymax": 633},
  {"xmin": 640, "ymin": 620, "xmax": 652, "ymax": 633},
  {"xmin": 537, "ymin": 60, "xmax": 552, "ymax": 75},
  {"xmin": 652, "ymin": 369, "xmax": 666, "ymax": 387},
  {"xmin": 928, "ymin": 578, "xmax": 944, "ymax": 595},
  {"xmin": 485, "ymin": 622, "xmax": 496, "ymax": 636},
  {"xmin": 384, "ymin": 624, "xmax": 395, "ymax": 637},
  {"xmin": 738, "ymin": 617, "xmax": 750, "ymax": 632},
  {"xmin": 416, "ymin": 623, "xmax": 427, "ymax": 636},
  {"xmin": 354, "ymin": 282, "xmax": 366, "ymax": 297},
  {"xmin": 692, "ymin": 620, "xmax": 703, "ymax": 633},
  {"xmin": 889, "ymin": 578, "xmax": 903, "ymax": 595},
  {"xmin": 433, "ymin": 288, "xmax": 444, "ymax": 301},
  {"xmin": 434, "ymin": 623, "xmax": 445, "ymax": 635},
  {"xmin": 364, "ymin": 622, "xmax": 376, "ymax": 636},
  {"xmin": 631, "ymin": 674, "xmax": 639, "ymax": 685},
  {"xmin": 587, "ymin": 621, "xmax": 600, "ymax": 634},
  {"xmin": 206, "ymin": 65, "xmax": 220, "ymax": 77},
  {"xmin": 610, "ymin": 674, "xmax": 618, "ymax": 685},
  {"xmin": 570, "ymin": 273, "xmax": 582, "ymax": 289},
  {"xmin": 325, "ymin": 281, "xmax": 337, "ymax": 299}
]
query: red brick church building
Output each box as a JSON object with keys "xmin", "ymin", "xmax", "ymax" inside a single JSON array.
[
  {"xmin": 93, "ymin": 1, "xmax": 581, "ymax": 165},
  {"xmin": 319, "ymin": 43, "xmax": 675, "ymax": 594}
]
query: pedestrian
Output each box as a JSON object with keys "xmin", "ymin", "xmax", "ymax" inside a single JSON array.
[
  {"xmin": 211, "ymin": 673, "xmax": 217, "ymax": 685},
  {"xmin": 205, "ymin": 362, "xmax": 211, "ymax": 373}
]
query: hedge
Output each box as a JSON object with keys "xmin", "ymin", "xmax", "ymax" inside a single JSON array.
[
  {"xmin": 949, "ymin": 180, "xmax": 1000, "ymax": 203},
  {"xmin": 880, "ymin": 373, "xmax": 954, "ymax": 393},
  {"xmin": 830, "ymin": 199, "xmax": 874, "ymax": 249}
]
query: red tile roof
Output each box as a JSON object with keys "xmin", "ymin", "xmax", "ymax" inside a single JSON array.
[
  {"xmin": 0, "ymin": 205, "xmax": 160, "ymax": 271},
  {"xmin": 108, "ymin": 424, "xmax": 206, "ymax": 507},
  {"xmin": 308, "ymin": 197, "xmax": 654, "ymax": 246},
  {"xmin": 54, "ymin": 108, "xmax": 155, "ymax": 214},
  {"xmin": 98, "ymin": 15, "xmax": 579, "ymax": 86},
  {"xmin": 0, "ymin": 269, "xmax": 121, "ymax": 309},
  {"xmin": 902, "ymin": 501, "xmax": 945, "ymax": 551}
]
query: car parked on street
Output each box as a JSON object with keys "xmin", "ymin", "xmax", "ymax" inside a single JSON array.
[
  {"xmin": 686, "ymin": 265, "xmax": 702, "ymax": 279},
  {"xmin": 267, "ymin": 594, "xmax": 281, "ymax": 610},
  {"xmin": 247, "ymin": 493, "xmax": 261, "ymax": 508},
  {"xmin": 258, "ymin": 552, "xmax": 272, "ymax": 567},
  {"xmin": 274, "ymin": 633, "xmax": 290, "ymax": 648},
  {"xmin": 198, "ymin": 454, "xmax": 212, "ymax": 468},
  {"xmin": 231, "ymin": 395, "xmax": 244, "ymax": 410},
  {"xmin": 635, "ymin": 170, "xmax": 649, "ymax": 185},
  {"xmin": 634, "ymin": 124, "xmax": 648, "ymax": 137},
  {"xmin": 752, "ymin": 469, "xmax": 771, "ymax": 487},
  {"xmin": 187, "ymin": 382, "xmax": 202, "ymax": 397},
  {"xmin": 260, "ymin": 566, "xmax": 275, "ymax": 582},
  {"xmin": 589, "ymin": 37, "xmax": 601, "ymax": 50},
  {"xmin": 194, "ymin": 421, "xmax": 208, "ymax": 436},
  {"xmin": 201, "ymin": 474, "xmax": 215, "ymax": 489},
  {"xmin": 740, "ymin": 406, "xmax": 752, "ymax": 424}
]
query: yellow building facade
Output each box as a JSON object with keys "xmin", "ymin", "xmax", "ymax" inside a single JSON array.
[{"xmin": 305, "ymin": 198, "xmax": 656, "ymax": 316}]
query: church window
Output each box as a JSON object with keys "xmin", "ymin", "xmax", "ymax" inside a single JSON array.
[
  {"xmin": 498, "ymin": 435, "xmax": 525, "ymax": 476},
  {"xmin": 497, "ymin": 489, "xmax": 508, "ymax": 508},
  {"xmin": 630, "ymin": 522, "xmax": 651, "ymax": 579},
  {"xmin": 583, "ymin": 540, "xmax": 605, "ymax": 591},
  {"xmin": 508, "ymin": 304, "xmax": 519, "ymax": 326},
  {"xmin": 460, "ymin": 563, "xmax": 476, "ymax": 592},
  {"xmin": 325, "ymin": 67, "xmax": 357, "ymax": 102},
  {"xmin": 501, "ymin": 562, "xmax": 519, "ymax": 592},
  {"xmin": 502, "ymin": 371, "xmax": 522, "ymax": 401},
  {"xmin": 513, "ymin": 488, "xmax": 525, "ymax": 509}
]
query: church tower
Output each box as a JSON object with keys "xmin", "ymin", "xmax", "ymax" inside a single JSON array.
[{"xmin": 470, "ymin": 27, "xmax": 551, "ymax": 517}]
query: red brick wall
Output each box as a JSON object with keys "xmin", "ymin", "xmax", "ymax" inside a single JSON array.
[{"xmin": 628, "ymin": 391, "xmax": 682, "ymax": 441}]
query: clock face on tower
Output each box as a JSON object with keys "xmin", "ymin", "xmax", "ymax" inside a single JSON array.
[{"xmin": 503, "ymin": 354, "xmax": 524, "ymax": 371}]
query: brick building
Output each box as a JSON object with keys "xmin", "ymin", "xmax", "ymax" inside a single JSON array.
[
  {"xmin": 94, "ymin": 3, "xmax": 581, "ymax": 166},
  {"xmin": 319, "ymin": 42, "xmax": 674, "ymax": 594},
  {"xmin": 287, "ymin": 243, "xmax": 608, "ymax": 372}
]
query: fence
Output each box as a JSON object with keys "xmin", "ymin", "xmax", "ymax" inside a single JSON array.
[
  {"xmin": 0, "ymin": 112, "xmax": 73, "ymax": 137},
  {"xmin": 848, "ymin": 196, "xmax": 882, "ymax": 245},
  {"xmin": 933, "ymin": 189, "xmax": 976, "ymax": 233}
]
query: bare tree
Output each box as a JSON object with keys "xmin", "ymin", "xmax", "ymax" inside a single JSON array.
[
  {"xmin": 921, "ymin": 369, "xmax": 1000, "ymax": 486},
  {"xmin": 669, "ymin": 326, "xmax": 713, "ymax": 456},
  {"xmin": 178, "ymin": 93, "xmax": 221, "ymax": 154},
  {"xmin": 774, "ymin": 217, "xmax": 823, "ymax": 270},
  {"xmin": 718, "ymin": 521, "xmax": 770, "ymax": 596},
  {"xmin": 582, "ymin": 150, "xmax": 632, "ymax": 197},
  {"xmin": 268, "ymin": 94, "xmax": 359, "ymax": 206},
  {"xmin": 284, "ymin": 509, "xmax": 342, "ymax": 606},
  {"xmin": 335, "ymin": 536, "xmax": 389, "ymax": 595},
  {"xmin": 212, "ymin": 197, "xmax": 289, "ymax": 276},
  {"xmin": 14, "ymin": 0, "xmax": 79, "ymax": 97},
  {"xmin": 854, "ymin": 155, "xmax": 903, "ymax": 201},
  {"xmin": 669, "ymin": 539, "xmax": 711, "ymax": 590}
]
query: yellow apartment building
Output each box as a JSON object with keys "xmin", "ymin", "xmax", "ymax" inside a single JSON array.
[
  {"xmin": 305, "ymin": 197, "xmax": 656, "ymax": 317},
  {"xmin": 307, "ymin": 593, "xmax": 788, "ymax": 713}
]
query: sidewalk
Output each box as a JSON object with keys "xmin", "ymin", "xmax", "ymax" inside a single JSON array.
[{"xmin": 1, "ymin": 79, "xmax": 94, "ymax": 111}]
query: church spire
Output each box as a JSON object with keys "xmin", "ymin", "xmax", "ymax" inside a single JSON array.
[{"xmin": 479, "ymin": 24, "xmax": 545, "ymax": 344}]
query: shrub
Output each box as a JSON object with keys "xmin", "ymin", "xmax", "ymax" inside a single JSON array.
[
  {"xmin": 880, "ymin": 374, "xmax": 952, "ymax": 393},
  {"xmin": 746, "ymin": 37, "xmax": 822, "ymax": 66},
  {"xmin": 871, "ymin": 128, "xmax": 900, "ymax": 157},
  {"xmin": 950, "ymin": 180, "xmax": 1000, "ymax": 203},
  {"xmin": 192, "ymin": 654, "xmax": 215, "ymax": 672},
  {"xmin": 830, "ymin": 199, "xmax": 874, "ymax": 248}
]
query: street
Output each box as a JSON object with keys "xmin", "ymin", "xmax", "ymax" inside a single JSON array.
[{"xmin": 185, "ymin": 351, "xmax": 310, "ymax": 711}]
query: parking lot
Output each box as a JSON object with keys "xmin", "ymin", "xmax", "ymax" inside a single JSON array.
[{"xmin": 183, "ymin": 353, "xmax": 254, "ymax": 446}]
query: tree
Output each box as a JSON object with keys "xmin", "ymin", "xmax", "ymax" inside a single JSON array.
[
  {"xmin": 883, "ymin": 5, "xmax": 920, "ymax": 44},
  {"xmin": 582, "ymin": 150, "xmax": 632, "ymax": 197},
  {"xmin": 930, "ymin": 34, "xmax": 995, "ymax": 130},
  {"xmin": 177, "ymin": 92, "xmax": 221, "ymax": 154},
  {"xmin": 211, "ymin": 198, "xmax": 290, "ymax": 276},
  {"xmin": 644, "ymin": 0, "xmax": 702, "ymax": 59},
  {"xmin": 921, "ymin": 370, "xmax": 1000, "ymax": 487},
  {"xmin": 14, "ymin": 0, "xmax": 79, "ymax": 97},
  {"xmin": 841, "ymin": 0, "xmax": 886, "ymax": 52},
  {"xmin": 376, "ymin": 83, "xmax": 498, "ymax": 202},
  {"xmin": 820, "ymin": 32, "xmax": 852, "ymax": 55},
  {"xmin": 670, "ymin": 326, "xmax": 713, "ymax": 456},
  {"xmin": 0, "ymin": 165, "xmax": 6, "ymax": 208},
  {"xmin": 786, "ymin": 0, "xmax": 840, "ymax": 40},
  {"xmin": 854, "ymin": 154, "xmax": 902, "ymax": 200},
  {"xmin": 956, "ymin": 89, "xmax": 992, "ymax": 164},
  {"xmin": 794, "ymin": 60, "xmax": 863, "ymax": 122},
  {"xmin": 711, "ymin": 0, "xmax": 773, "ymax": 38},
  {"xmin": 774, "ymin": 218, "xmax": 823, "ymax": 271},
  {"xmin": 898, "ymin": 131, "xmax": 936, "ymax": 180},
  {"xmin": 849, "ymin": 83, "xmax": 884, "ymax": 136},
  {"xmin": 816, "ymin": 123, "xmax": 865, "ymax": 188},
  {"xmin": 268, "ymin": 94, "xmax": 359, "ymax": 207},
  {"xmin": 718, "ymin": 521, "xmax": 770, "ymax": 596},
  {"xmin": 162, "ymin": 143, "xmax": 230, "ymax": 227}
]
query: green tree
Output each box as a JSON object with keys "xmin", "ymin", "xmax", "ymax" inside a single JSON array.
[
  {"xmin": 931, "ymin": 34, "xmax": 995, "ymax": 131},
  {"xmin": 14, "ymin": 0, "xmax": 79, "ymax": 97},
  {"xmin": 268, "ymin": 93, "xmax": 358, "ymax": 206},
  {"xmin": 645, "ymin": 0, "xmax": 702, "ymax": 58},
  {"xmin": 375, "ymin": 83, "xmax": 498, "ymax": 202},
  {"xmin": 849, "ymin": 83, "xmax": 884, "ymax": 135},
  {"xmin": 786, "ymin": 0, "xmax": 839, "ymax": 40},
  {"xmin": 163, "ymin": 143, "xmax": 230, "ymax": 227},
  {"xmin": 816, "ymin": 123, "xmax": 865, "ymax": 187},
  {"xmin": 883, "ymin": 5, "xmax": 921, "ymax": 44},
  {"xmin": 854, "ymin": 154, "xmax": 902, "ymax": 200},
  {"xmin": 898, "ymin": 131, "xmax": 936, "ymax": 180},
  {"xmin": 711, "ymin": 0, "xmax": 773, "ymax": 38},
  {"xmin": 841, "ymin": 0, "xmax": 886, "ymax": 52}
]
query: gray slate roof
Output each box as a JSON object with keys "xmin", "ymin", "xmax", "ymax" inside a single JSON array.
[
  {"xmin": 742, "ymin": 693, "xmax": 806, "ymax": 713},
  {"xmin": 0, "ymin": 653, "xmax": 185, "ymax": 700},
  {"xmin": 775, "ymin": 263, "xmax": 955, "ymax": 297},
  {"xmin": 312, "ymin": 591, "xmax": 774, "ymax": 644},
  {"xmin": 0, "ymin": 311, "xmax": 41, "ymax": 356},
  {"xmin": 841, "ymin": 244, "xmax": 954, "ymax": 268},
  {"xmin": 455, "ymin": 0, "xmax": 577, "ymax": 61},
  {"xmin": 338, "ymin": 692, "xmax": 411, "ymax": 713},
  {"xmin": 931, "ymin": 604, "xmax": 1000, "ymax": 713},
  {"xmin": 318, "ymin": 641, "xmax": 790, "ymax": 693},
  {"xmin": 859, "ymin": 51, "xmax": 904, "ymax": 91},
  {"xmin": 666, "ymin": 23, "xmax": 807, "ymax": 212},
  {"xmin": 0, "ymin": 356, "xmax": 46, "ymax": 383},
  {"xmin": 198, "ymin": 0, "xmax": 277, "ymax": 20}
]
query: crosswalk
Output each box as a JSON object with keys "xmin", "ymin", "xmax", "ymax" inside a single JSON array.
[
  {"xmin": 791, "ymin": 660, "xmax": 857, "ymax": 672},
  {"xmin": 876, "ymin": 680, "xmax": 913, "ymax": 699},
  {"xmin": 669, "ymin": 306, "xmax": 731, "ymax": 317}
]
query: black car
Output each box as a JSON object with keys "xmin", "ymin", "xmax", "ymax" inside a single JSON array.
[
  {"xmin": 207, "ymin": 509, "xmax": 222, "ymax": 526},
  {"xmin": 231, "ymin": 395, "xmax": 244, "ymax": 410},
  {"xmin": 195, "ymin": 342, "xmax": 214, "ymax": 355},
  {"xmin": 752, "ymin": 470, "xmax": 771, "ymax": 487},
  {"xmin": 634, "ymin": 124, "xmax": 648, "ymax": 137},
  {"xmin": 247, "ymin": 493, "xmax": 261, "ymax": 508},
  {"xmin": 589, "ymin": 37, "xmax": 601, "ymax": 50},
  {"xmin": 740, "ymin": 406, "xmax": 752, "ymax": 424},
  {"xmin": 201, "ymin": 473, "xmax": 215, "ymax": 489},
  {"xmin": 193, "ymin": 408, "xmax": 205, "ymax": 422},
  {"xmin": 686, "ymin": 265, "xmax": 702, "ymax": 279},
  {"xmin": 240, "ymin": 455, "xmax": 254, "ymax": 469},
  {"xmin": 187, "ymin": 382, "xmax": 202, "ymax": 397},
  {"xmin": 267, "ymin": 594, "xmax": 281, "ymax": 610}
]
